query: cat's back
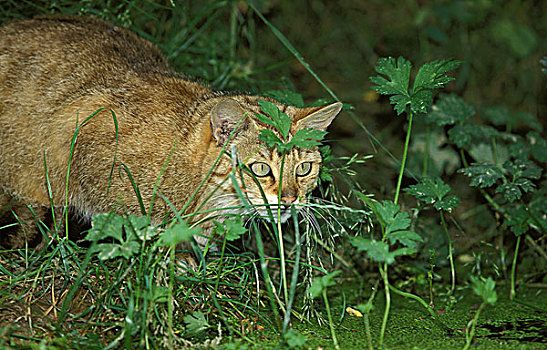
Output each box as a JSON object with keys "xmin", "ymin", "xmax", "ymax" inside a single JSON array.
[{"xmin": 0, "ymin": 15, "xmax": 169, "ymax": 79}]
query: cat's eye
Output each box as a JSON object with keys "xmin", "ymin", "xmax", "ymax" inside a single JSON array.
[
  {"xmin": 250, "ymin": 162, "xmax": 271, "ymax": 177},
  {"xmin": 296, "ymin": 162, "xmax": 312, "ymax": 177}
]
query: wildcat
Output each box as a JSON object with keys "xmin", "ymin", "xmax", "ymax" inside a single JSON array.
[{"xmin": 0, "ymin": 15, "xmax": 341, "ymax": 248}]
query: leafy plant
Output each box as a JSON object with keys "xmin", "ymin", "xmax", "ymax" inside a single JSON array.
[
  {"xmin": 308, "ymin": 270, "xmax": 342, "ymax": 350},
  {"xmin": 405, "ymin": 177, "xmax": 461, "ymax": 294},
  {"xmin": 360, "ymin": 56, "xmax": 460, "ymax": 346},
  {"xmin": 351, "ymin": 198, "xmax": 427, "ymax": 345},
  {"xmin": 463, "ymin": 276, "xmax": 497, "ymax": 350},
  {"xmin": 86, "ymin": 214, "xmax": 155, "ymax": 260},
  {"xmin": 255, "ymin": 99, "xmax": 327, "ymax": 152}
]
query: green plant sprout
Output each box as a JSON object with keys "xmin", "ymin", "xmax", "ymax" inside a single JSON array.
[
  {"xmin": 360, "ymin": 56, "xmax": 460, "ymax": 346},
  {"xmin": 308, "ymin": 270, "xmax": 342, "ymax": 350},
  {"xmin": 463, "ymin": 276, "xmax": 497, "ymax": 350},
  {"xmin": 255, "ymin": 98, "xmax": 328, "ymax": 307},
  {"xmin": 350, "ymin": 198, "xmax": 423, "ymax": 346},
  {"xmin": 405, "ymin": 177, "xmax": 461, "ymax": 295},
  {"xmin": 370, "ymin": 57, "xmax": 461, "ymax": 204}
]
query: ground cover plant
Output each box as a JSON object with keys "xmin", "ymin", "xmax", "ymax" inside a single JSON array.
[{"xmin": 0, "ymin": 1, "xmax": 545, "ymax": 349}]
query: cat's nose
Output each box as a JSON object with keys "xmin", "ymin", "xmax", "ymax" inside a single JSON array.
[{"xmin": 281, "ymin": 196, "xmax": 297, "ymax": 204}]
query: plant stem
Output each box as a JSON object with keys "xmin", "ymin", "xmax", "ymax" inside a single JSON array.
[
  {"xmin": 423, "ymin": 125, "xmax": 430, "ymax": 178},
  {"xmin": 387, "ymin": 282, "xmax": 454, "ymax": 334},
  {"xmin": 364, "ymin": 280, "xmax": 379, "ymax": 350},
  {"xmin": 379, "ymin": 262, "xmax": 391, "ymax": 347},
  {"xmin": 167, "ymin": 246, "xmax": 175, "ymax": 350},
  {"xmin": 278, "ymin": 153, "xmax": 289, "ymax": 305},
  {"xmin": 255, "ymin": 223, "xmax": 282, "ymax": 330},
  {"xmin": 440, "ymin": 211, "xmax": 456, "ymax": 295},
  {"xmin": 394, "ymin": 112, "xmax": 414, "ymax": 205},
  {"xmin": 323, "ymin": 289, "xmax": 340, "ymax": 350},
  {"xmin": 463, "ymin": 302, "xmax": 485, "ymax": 350},
  {"xmin": 282, "ymin": 207, "xmax": 301, "ymax": 336},
  {"xmin": 388, "ymin": 283, "xmax": 435, "ymax": 318},
  {"xmin": 510, "ymin": 234, "xmax": 521, "ymax": 300}
]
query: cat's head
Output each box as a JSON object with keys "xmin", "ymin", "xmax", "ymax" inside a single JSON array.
[{"xmin": 209, "ymin": 96, "xmax": 342, "ymax": 222}]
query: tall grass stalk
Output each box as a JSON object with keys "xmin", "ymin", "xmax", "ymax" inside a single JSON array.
[
  {"xmin": 510, "ymin": 235, "xmax": 521, "ymax": 300},
  {"xmin": 440, "ymin": 211, "xmax": 456, "ymax": 295},
  {"xmin": 277, "ymin": 153, "xmax": 289, "ymax": 305}
]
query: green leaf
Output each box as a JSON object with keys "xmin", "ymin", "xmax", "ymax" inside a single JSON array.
[
  {"xmin": 434, "ymin": 195, "xmax": 461, "ymax": 213},
  {"xmin": 385, "ymin": 211, "xmax": 412, "ymax": 236},
  {"xmin": 356, "ymin": 302, "xmax": 375, "ymax": 314},
  {"xmin": 124, "ymin": 215, "xmax": 155, "ymax": 241},
  {"xmin": 504, "ymin": 205, "xmax": 530, "ymax": 236},
  {"xmin": 495, "ymin": 160, "xmax": 542, "ymax": 202},
  {"xmin": 374, "ymin": 200, "xmax": 401, "ymax": 228},
  {"xmin": 491, "ymin": 20, "xmax": 538, "ymax": 58},
  {"xmin": 159, "ymin": 221, "xmax": 201, "ymax": 247},
  {"xmin": 387, "ymin": 230, "xmax": 423, "ymax": 249},
  {"xmin": 496, "ymin": 183, "xmax": 524, "ymax": 202},
  {"xmin": 371, "ymin": 57, "xmax": 459, "ymax": 116},
  {"xmin": 458, "ymin": 163, "xmax": 504, "ymax": 188},
  {"xmin": 285, "ymin": 329, "xmax": 307, "ymax": 348},
  {"xmin": 370, "ymin": 57, "xmax": 411, "ymax": 115},
  {"xmin": 470, "ymin": 276, "xmax": 497, "ymax": 305},
  {"xmin": 256, "ymin": 99, "xmax": 291, "ymax": 139},
  {"xmin": 424, "ymin": 93, "xmax": 475, "ymax": 126},
  {"xmin": 409, "ymin": 89, "xmax": 433, "ymax": 114},
  {"xmin": 405, "ymin": 177, "xmax": 461, "ymax": 213},
  {"xmin": 412, "ymin": 59, "xmax": 461, "ymax": 92},
  {"xmin": 503, "ymin": 159, "xmax": 542, "ymax": 180},
  {"xmin": 86, "ymin": 213, "xmax": 125, "ymax": 243},
  {"xmin": 214, "ymin": 217, "xmax": 248, "ymax": 241},
  {"xmin": 371, "ymin": 57, "xmax": 411, "ymax": 96},
  {"xmin": 350, "ymin": 237, "xmax": 412, "ymax": 264},
  {"xmin": 287, "ymin": 128, "xmax": 327, "ymax": 149},
  {"xmin": 528, "ymin": 132, "xmax": 547, "ymax": 162},
  {"xmin": 96, "ymin": 240, "xmax": 140, "ymax": 261},
  {"xmin": 183, "ymin": 310, "xmax": 211, "ymax": 338},
  {"xmin": 259, "ymin": 129, "xmax": 283, "ymax": 148},
  {"xmin": 448, "ymin": 124, "xmax": 517, "ymax": 149},
  {"xmin": 308, "ymin": 270, "xmax": 341, "ymax": 299}
]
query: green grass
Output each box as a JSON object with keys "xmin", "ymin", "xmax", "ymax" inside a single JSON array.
[{"xmin": 1, "ymin": 1, "xmax": 546, "ymax": 349}]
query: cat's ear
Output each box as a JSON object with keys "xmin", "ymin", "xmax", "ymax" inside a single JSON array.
[
  {"xmin": 295, "ymin": 102, "xmax": 343, "ymax": 131},
  {"xmin": 210, "ymin": 98, "xmax": 247, "ymax": 145}
]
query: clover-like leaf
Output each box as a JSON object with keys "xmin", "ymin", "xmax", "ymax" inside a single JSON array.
[
  {"xmin": 424, "ymin": 93, "xmax": 475, "ymax": 126},
  {"xmin": 458, "ymin": 162, "xmax": 504, "ymax": 188},
  {"xmin": 308, "ymin": 270, "xmax": 342, "ymax": 299},
  {"xmin": 350, "ymin": 237, "xmax": 413, "ymax": 264},
  {"xmin": 405, "ymin": 177, "xmax": 461, "ymax": 213},
  {"xmin": 287, "ymin": 128, "xmax": 327, "ymax": 149},
  {"xmin": 285, "ymin": 329, "xmax": 307, "ymax": 348},
  {"xmin": 183, "ymin": 310, "xmax": 211, "ymax": 338},
  {"xmin": 96, "ymin": 240, "xmax": 140, "ymax": 261},
  {"xmin": 470, "ymin": 276, "xmax": 497, "ymax": 305},
  {"xmin": 255, "ymin": 99, "xmax": 291, "ymax": 139},
  {"xmin": 159, "ymin": 220, "xmax": 201, "ymax": 247},
  {"xmin": 86, "ymin": 213, "xmax": 125, "ymax": 243},
  {"xmin": 371, "ymin": 57, "xmax": 411, "ymax": 96},
  {"xmin": 503, "ymin": 159, "xmax": 542, "ymax": 180},
  {"xmin": 387, "ymin": 230, "xmax": 423, "ymax": 249},
  {"xmin": 370, "ymin": 57, "xmax": 412, "ymax": 115},
  {"xmin": 371, "ymin": 57, "xmax": 459, "ymax": 116},
  {"xmin": 412, "ymin": 59, "xmax": 461, "ymax": 92},
  {"xmin": 448, "ymin": 124, "xmax": 517, "ymax": 149},
  {"xmin": 214, "ymin": 216, "xmax": 248, "ymax": 241}
]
